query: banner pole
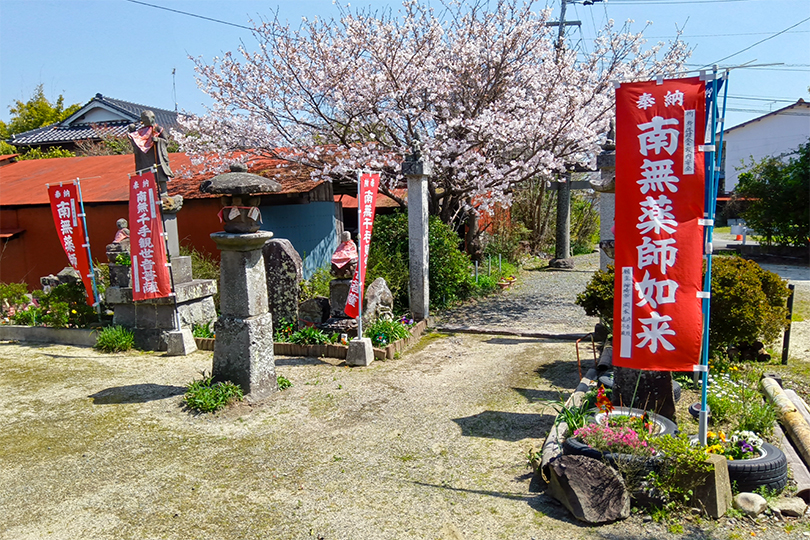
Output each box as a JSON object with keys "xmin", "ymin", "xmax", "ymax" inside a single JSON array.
[
  {"xmin": 356, "ymin": 170, "xmax": 363, "ymax": 339},
  {"xmin": 74, "ymin": 178, "xmax": 102, "ymax": 312}
]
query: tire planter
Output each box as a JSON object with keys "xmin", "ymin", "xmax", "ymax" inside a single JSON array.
[
  {"xmin": 562, "ymin": 436, "xmax": 661, "ymax": 474},
  {"xmin": 592, "ymin": 407, "xmax": 678, "ymax": 437},
  {"xmin": 688, "ymin": 402, "xmax": 710, "ymax": 419},
  {"xmin": 726, "ymin": 442, "xmax": 788, "ymax": 493}
]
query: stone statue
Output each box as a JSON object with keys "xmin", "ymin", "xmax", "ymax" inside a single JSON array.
[
  {"xmin": 128, "ymin": 110, "xmax": 173, "ymax": 184},
  {"xmin": 331, "ymin": 231, "xmax": 358, "ymax": 279},
  {"xmin": 128, "ymin": 110, "xmax": 183, "ymax": 212},
  {"xmin": 113, "ymin": 218, "xmax": 129, "ymax": 244}
]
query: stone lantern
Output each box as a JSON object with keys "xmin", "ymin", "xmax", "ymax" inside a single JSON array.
[{"xmin": 200, "ymin": 163, "xmax": 282, "ymax": 399}]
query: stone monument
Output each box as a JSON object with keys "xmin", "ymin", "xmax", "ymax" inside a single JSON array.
[
  {"xmin": 263, "ymin": 238, "xmax": 303, "ymax": 328},
  {"xmin": 201, "ymin": 163, "xmax": 282, "ymax": 399},
  {"xmin": 402, "ymin": 136, "xmax": 431, "ymax": 320}
]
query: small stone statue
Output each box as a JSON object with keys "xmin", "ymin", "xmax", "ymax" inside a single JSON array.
[
  {"xmin": 128, "ymin": 110, "xmax": 174, "ymax": 185},
  {"xmin": 331, "ymin": 231, "xmax": 358, "ymax": 279},
  {"xmin": 113, "ymin": 218, "xmax": 129, "ymax": 244}
]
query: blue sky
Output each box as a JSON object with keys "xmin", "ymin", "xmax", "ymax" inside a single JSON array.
[{"xmin": 0, "ymin": 0, "xmax": 808, "ymax": 130}]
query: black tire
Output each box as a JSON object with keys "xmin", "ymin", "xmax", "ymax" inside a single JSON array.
[
  {"xmin": 727, "ymin": 443, "xmax": 788, "ymax": 493},
  {"xmin": 688, "ymin": 402, "xmax": 710, "ymax": 419},
  {"xmin": 672, "ymin": 379, "xmax": 681, "ymax": 403},
  {"xmin": 562, "ymin": 435, "xmax": 605, "ymax": 460},
  {"xmin": 592, "ymin": 407, "xmax": 678, "ymax": 437}
]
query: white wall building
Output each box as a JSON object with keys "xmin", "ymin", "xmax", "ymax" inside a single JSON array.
[{"xmin": 723, "ymin": 99, "xmax": 810, "ymax": 194}]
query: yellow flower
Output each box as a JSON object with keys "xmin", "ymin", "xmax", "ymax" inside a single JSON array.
[
  {"xmin": 71, "ymin": 309, "xmax": 77, "ymax": 314},
  {"xmin": 707, "ymin": 431, "xmax": 716, "ymax": 439},
  {"xmin": 719, "ymin": 431, "xmax": 727, "ymax": 442}
]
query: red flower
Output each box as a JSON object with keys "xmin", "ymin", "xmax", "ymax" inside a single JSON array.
[{"xmin": 596, "ymin": 387, "xmax": 614, "ymax": 414}]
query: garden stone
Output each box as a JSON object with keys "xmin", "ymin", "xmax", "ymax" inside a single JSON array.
[
  {"xmin": 547, "ymin": 454, "xmax": 630, "ymax": 524},
  {"xmin": 346, "ymin": 337, "xmax": 374, "ymax": 367},
  {"xmin": 263, "ymin": 238, "xmax": 303, "ymax": 327},
  {"xmin": 299, "ymin": 297, "xmax": 330, "ymax": 326},
  {"xmin": 770, "ymin": 497, "xmax": 808, "ymax": 517},
  {"xmin": 363, "ymin": 277, "xmax": 394, "ymax": 328},
  {"xmin": 692, "ymin": 454, "xmax": 733, "ymax": 518},
  {"xmin": 733, "ymin": 492, "xmax": 768, "ymax": 517},
  {"xmin": 57, "ymin": 266, "xmax": 81, "ymax": 284},
  {"xmin": 329, "ymin": 279, "xmax": 352, "ymax": 318}
]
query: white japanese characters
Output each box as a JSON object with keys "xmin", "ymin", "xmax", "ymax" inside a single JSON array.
[
  {"xmin": 54, "ymin": 189, "xmax": 79, "ymax": 267},
  {"xmin": 345, "ymin": 173, "xmax": 379, "ymax": 316}
]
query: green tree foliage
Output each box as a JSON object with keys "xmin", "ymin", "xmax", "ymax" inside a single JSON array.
[
  {"xmin": 575, "ymin": 264, "xmax": 615, "ymax": 330},
  {"xmin": 366, "ymin": 212, "xmax": 476, "ymax": 313},
  {"xmin": 708, "ymin": 256, "xmax": 790, "ymax": 356},
  {"xmin": 733, "ymin": 141, "xmax": 809, "ymax": 248},
  {"xmin": 0, "ymin": 84, "xmax": 81, "ymax": 139},
  {"xmin": 16, "ymin": 147, "xmax": 75, "ymax": 160}
]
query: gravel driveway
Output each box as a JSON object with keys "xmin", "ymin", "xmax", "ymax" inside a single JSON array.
[{"xmin": 1, "ymin": 252, "xmax": 807, "ymax": 540}]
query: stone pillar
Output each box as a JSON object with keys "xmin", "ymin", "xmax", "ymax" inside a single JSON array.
[
  {"xmin": 403, "ymin": 156, "xmax": 431, "ymax": 321},
  {"xmin": 162, "ymin": 211, "xmax": 181, "ymax": 258},
  {"xmin": 211, "ymin": 231, "xmax": 276, "ymax": 400},
  {"xmin": 553, "ymin": 173, "xmax": 571, "ymax": 264},
  {"xmin": 263, "ymin": 238, "xmax": 303, "ymax": 327},
  {"xmin": 596, "ymin": 149, "xmax": 616, "ymax": 271}
]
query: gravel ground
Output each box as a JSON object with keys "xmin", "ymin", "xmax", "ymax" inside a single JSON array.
[{"xmin": 1, "ymin": 251, "xmax": 808, "ymax": 540}]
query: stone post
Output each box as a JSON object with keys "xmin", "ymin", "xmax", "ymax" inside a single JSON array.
[
  {"xmin": 596, "ymin": 148, "xmax": 616, "ymax": 271},
  {"xmin": 403, "ymin": 150, "xmax": 432, "ymax": 321},
  {"xmin": 211, "ymin": 231, "xmax": 276, "ymax": 400}
]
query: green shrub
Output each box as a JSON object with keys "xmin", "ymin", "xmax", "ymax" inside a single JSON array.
[
  {"xmin": 114, "ymin": 253, "xmax": 131, "ymax": 266},
  {"xmin": 192, "ymin": 323, "xmax": 215, "ymax": 338},
  {"xmin": 95, "ymin": 325, "xmax": 135, "ymax": 352},
  {"xmin": 0, "ymin": 282, "xmax": 29, "ymax": 316},
  {"xmin": 300, "ymin": 265, "xmax": 333, "ymax": 301},
  {"xmin": 364, "ymin": 318, "xmax": 411, "ymax": 347},
  {"xmin": 575, "ymin": 264, "xmax": 615, "ymax": 330},
  {"xmin": 288, "ymin": 326, "xmax": 333, "ymax": 345},
  {"xmin": 277, "ymin": 375, "xmax": 293, "ymax": 390},
  {"xmin": 14, "ymin": 283, "xmax": 97, "ymax": 328},
  {"xmin": 273, "ymin": 318, "xmax": 296, "ymax": 342},
  {"xmin": 180, "ymin": 245, "xmax": 221, "ymax": 309},
  {"xmin": 709, "ymin": 257, "xmax": 790, "ymax": 356},
  {"xmin": 647, "ymin": 434, "xmax": 715, "ymax": 506},
  {"xmin": 184, "ymin": 374, "xmax": 243, "ymax": 413},
  {"xmin": 482, "ymin": 221, "xmax": 530, "ymax": 263}
]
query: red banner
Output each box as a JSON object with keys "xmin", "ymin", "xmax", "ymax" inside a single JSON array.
[
  {"xmin": 48, "ymin": 184, "xmax": 95, "ymax": 305},
  {"xmin": 345, "ymin": 172, "xmax": 380, "ymax": 319},
  {"xmin": 129, "ymin": 171, "xmax": 172, "ymax": 300},
  {"xmin": 613, "ymin": 77, "xmax": 706, "ymax": 371}
]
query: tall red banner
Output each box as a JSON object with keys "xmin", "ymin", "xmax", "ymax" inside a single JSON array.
[
  {"xmin": 345, "ymin": 172, "xmax": 380, "ymax": 319},
  {"xmin": 129, "ymin": 171, "xmax": 172, "ymax": 300},
  {"xmin": 613, "ymin": 77, "xmax": 706, "ymax": 371},
  {"xmin": 48, "ymin": 184, "xmax": 95, "ymax": 305}
]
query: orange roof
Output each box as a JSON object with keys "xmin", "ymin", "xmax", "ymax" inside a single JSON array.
[
  {"xmin": 0, "ymin": 153, "xmax": 325, "ymax": 206},
  {"xmin": 335, "ymin": 189, "xmax": 404, "ymax": 209}
]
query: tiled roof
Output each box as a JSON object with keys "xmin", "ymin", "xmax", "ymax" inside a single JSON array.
[
  {"xmin": 0, "ymin": 153, "xmax": 324, "ymax": 206},
  {"xmin": 8, "ymin": 93, "xmax": 178, "ymax": 147}
]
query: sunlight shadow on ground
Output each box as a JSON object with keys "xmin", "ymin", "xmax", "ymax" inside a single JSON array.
[
  {"xmin": 452, "ymin": 410, "xmax": 552, "ymax": 442},
  {"xmin": 89, "ymin": 383, "xmax": 185, "ymax": 404},
  {"xmin": 511, "ymin": 387, "xmax": 559, "ymax": 403}
]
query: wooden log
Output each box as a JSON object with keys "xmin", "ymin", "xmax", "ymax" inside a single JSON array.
[
  {"xmin": 761, "ymin": 377, "xmax": 810, "ymax": 471},
  {"xmin": 540, "ymin": 366, "xmax": 598, "ymax": 480},
  {"xmin": 774, "ymin": 424, "xmax": 810, "ymax": 502}
]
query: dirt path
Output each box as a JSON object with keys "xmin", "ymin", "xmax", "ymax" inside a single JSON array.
[{"xmin": 1, "ymin": 253, "xmax": 807, "ymax": 540}]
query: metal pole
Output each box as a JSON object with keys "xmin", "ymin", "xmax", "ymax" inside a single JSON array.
[
  {"xmin": 73, "ymin": 178, "xmax": 101, "ymax": 312},
  {"xmin": 783, "ymin": 284, "xmax": 796, "ymax": 365},
  {"xmin": 356, "ymin": 170, "xmax": 363, "ymax": 339},
  {"xmin": 475, "ymin": 260, "xmax": 479, "ymax": 283}
]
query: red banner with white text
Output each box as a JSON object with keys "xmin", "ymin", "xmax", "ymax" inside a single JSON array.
[
  {"xmin": 613, "ymin": 77, "xmax": 706, "ymax": 371},
  {"xmin": 345, "ymin": 172, "xmax": 380, "ymax": 319},
  {"xmin": 48, "ymin": 184, "xmax": 95, "ymax": 305},
  {"xmin": 129, "ymin": 171, "xmax": 172, "ymax": 300}
]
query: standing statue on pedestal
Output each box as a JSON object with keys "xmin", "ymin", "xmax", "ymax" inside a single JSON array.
[{"xmin": 331, "ymin": 231, "xmax": 358, "ymax": 279}]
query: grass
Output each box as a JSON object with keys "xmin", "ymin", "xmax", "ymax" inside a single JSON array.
[
  {"xmin": 277, "ymin": 375, "xmax": 292, "ymax": 390},
  {"xmin": 94, "ymin": 325, "xmax": 135, "ymax": 353},
  {"xmin": 183, "ymin": 373, "xmax": 244, "ymax": 413}
]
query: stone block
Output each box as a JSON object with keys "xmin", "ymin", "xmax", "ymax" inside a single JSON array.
[
  {"xmin": 346, "ymin": 337, "xmax": 374, "ymax": 367},
  {"xmin": 213, "ymin": 312, "xmax": 276, "ymax": 400},
  {"xmin": 329, "ymin": 279, "xmax": 351, "ymax": 318},
  {"xmin": 170, "ymin": 256, "xmax": 193, "ymax": 284},
  {"xmin": 105, "ymin": 286, "xmax": 132, "ymax": 305},
  {"xmin": 136, "ymin": 304, "xmax": 157, "ymax": 328},
  {"xmin": 155, "ymin": 305, "xmax": 179, "ymax": 330},
  {"xmin": 300, "ymin": 297, "xmax": 330, "ymax": 326},
  {"xmin": 218, "ymin": 250, "xmax": 269, "ymax": 318},
  {"xmin": 177, "ymin": 296, "xmax": 217, "ymax": 329},
  {"xmin": 133, "ymin": 329, "xmax": 168, "ymax": 351},
  {"xmin": 166, "ymin": 328, "xmax": 197, "ymax": 356},
  {"xmin": 263, "ymin": 239, "xmax": 303, "ymax": 327},
  {"xmin": 547, "ymin": 454, "xmax": 630, "ymax": 524},
  {"xmin": 692, "ymin": 454, "xmax": 732, "ymax": 518},
  {"xmin": 175, "ymin": 279, "xmax": 217, "ymax": 304},
  {"xmin": 363, "ymin": 277, "xmax": 394, "ymax": 328},
  {"xmin": 112, "ymin": 304, "xmax": 137, "ymax": 327},
  {"xmin": 109, "ymin": 264, "xmax": 132, "ymax": 288}
]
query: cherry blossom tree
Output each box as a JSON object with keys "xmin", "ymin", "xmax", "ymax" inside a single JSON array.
[{"xmin": 176, "ymin": 0, "xmax": 689, "ymax": 228}]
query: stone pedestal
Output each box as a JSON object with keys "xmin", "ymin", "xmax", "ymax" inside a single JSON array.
[
  {"xmin": 105, "ymin": 255, "xmax": 216, "ymax": 352},
  {"xmin": 346, "ymin": 337, "xmax": 374, "ymax": 367},
  {"xmin": 211, "ymin": 231, "xmax": 276, "ymax": 399}
]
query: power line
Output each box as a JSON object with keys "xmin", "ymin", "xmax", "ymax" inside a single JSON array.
[
  {"xmin": 703, "ymin": 16, "xmax": 810, "ymax": 67},
  {"xmin": 124, "ymin": 0, "xmax": 253, "ymax": 31},
  {"xmin": 605, "ymin": 0, "xmax": 766, "ymax": 4},
  {"xmin": 727, "ymin": 95, "xmax": 800, "ymax": 103},
  {"xmin": 646, "ymin": 30, "xmax": 809, "ymax": 39}
]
